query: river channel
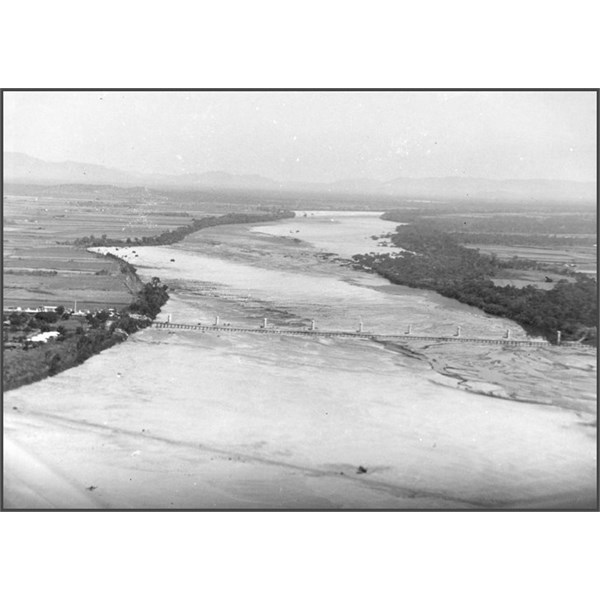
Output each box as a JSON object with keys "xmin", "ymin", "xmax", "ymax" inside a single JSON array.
[{"xmin": 3, "ymin": 211, "xmax": 596, "ymax": 509}]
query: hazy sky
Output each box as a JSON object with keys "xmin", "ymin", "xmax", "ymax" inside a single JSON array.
[{"xmin": 4, "ymin": 91, "xmax": 596, "ymax": 182}]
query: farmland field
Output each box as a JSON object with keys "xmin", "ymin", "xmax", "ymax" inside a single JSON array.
[
  {"xmin": 490, "ymin": 268, "xmax": 576, "ymax": 290},
  {"xmin": 467, "ymin": 245, "xmax": 597, "ymax": 276},
  {"xmin": 3, "ymin": 184, "xmax": 308, "ymax": 310},
  {"xmin": 3, "ymin": 187, "xmax": 211, "ymax": 311},
  {"xmin": 4, "ymin": 185, "xmax": 597, "ymax": 309}
]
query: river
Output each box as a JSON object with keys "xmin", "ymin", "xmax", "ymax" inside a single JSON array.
[{"xmin": 3, "ymin": 211, "xmax": 597, "ymax": 509}]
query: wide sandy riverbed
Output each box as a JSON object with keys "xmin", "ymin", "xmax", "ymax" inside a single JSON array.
[{"xmin": 3, "ymin": 211, "xmax": 597, "ymax": 509}]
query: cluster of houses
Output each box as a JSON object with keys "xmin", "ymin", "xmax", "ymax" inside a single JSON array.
[
  {"xmin": 3, "ymin": 304, "xmax": 121, "ymax": 318},
  {"xmin": 4, "ymin": 304, "xmax": 87, "ymax": 317},
  {"xmin": 3, "ymin": 304, "xmax": 124, "ymax": 348}
]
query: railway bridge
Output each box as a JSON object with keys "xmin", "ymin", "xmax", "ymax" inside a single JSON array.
[{"xmin": 150, "ymin": 320, "xmax": 579, "ymax": 348}]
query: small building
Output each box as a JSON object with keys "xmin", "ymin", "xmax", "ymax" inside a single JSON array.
[
  {"xmin": 128, "ymin": 313, "xmax": 151, "ymax": 321},
  {"xmin": 4, "ymin": 342, "xmax": 23, "ymax": 350},
  {"xmin": 28, "ymin": 331, "xmax": 60, "ymax": 343}
]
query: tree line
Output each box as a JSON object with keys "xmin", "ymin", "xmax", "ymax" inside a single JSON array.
[
  {"xmin": 352, "ymin": 224, "xmax": 597, "ymax": 345},
  {"xmin": 70, "ymin": 210, "xmax": 295, "ymax": 248}
]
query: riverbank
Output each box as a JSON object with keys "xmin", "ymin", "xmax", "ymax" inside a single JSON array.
[
  {"xmin": 3, "ymin": 277, "xmax": 169, "ymax": 391},
  {"xmin": 351, "ymin": 224, "xmax": 597, "ymax": 345}
]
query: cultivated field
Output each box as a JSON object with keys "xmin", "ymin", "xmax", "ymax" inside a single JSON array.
[
  {"xmin": 3, "ymin": 186, "xmax": 218, "ymax": 310},
  {"xmin": 4, "ymin": 184, "xmax": 597, "ymax": 307},
  {"xmin": 3, "ymin": 184, "xmax": 387, "ymax": 309},
  {"xmin": 3, "ymin": 185, "xmax": 252, "ymax": 310},
  {"xmin": 469, "ymin": 244, "xmax": 597, "ymax": 275}
]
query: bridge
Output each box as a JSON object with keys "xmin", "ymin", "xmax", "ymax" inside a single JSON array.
[{"xmin": 150, "ymin": 320, "xmax": 577, "ymax": 348}]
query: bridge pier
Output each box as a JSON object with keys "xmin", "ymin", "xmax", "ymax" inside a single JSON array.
[
  {"xmin": 263, "ymin": 317, "xmax": 268, "ymax": 328},
  {"xmin": 214, "ymin": 315, "xmax": 220, "ymax": 326},
  {"xmin": 311, "ymin": 319, "xmax": 316, "ymax": 331},
  {"xmin": 153, "ymin": 320, "xmax": 556, "ymax": 349},
  {"xmin": 455, "ymin": 325, "xmax": 461, "ymax": 337},
  {"xmin": 505, "ymin": 328, "xmax": 510, "ymax": 339}
]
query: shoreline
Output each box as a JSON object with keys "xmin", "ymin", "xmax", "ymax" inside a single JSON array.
[{"xmin": 351, "ymin": 223, "xmax": 597, "ymax": 347}]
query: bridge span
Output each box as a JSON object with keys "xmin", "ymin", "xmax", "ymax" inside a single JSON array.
[{"xmin": 151, "ymin": 321, "xmax": 573, "ymax": 348}]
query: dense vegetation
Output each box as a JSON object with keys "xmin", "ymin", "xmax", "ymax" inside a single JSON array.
[
  {"xmin": 70, "ymin": 210, "xmax": 295, "ymax": 247},
  {"xmin": 3, "ymin": 277, "xmax": 170, "ymax": 391},
  {"xmin": 352, "ymin": 224, "xmax": 597, "ymax": 345},
  {"xmin": 126, "ymin": 277, "xmax": 170, "ymax": 320},
  {"xmin": 381, "ymin": 207, "xmax": 597, "ymax": 249}
]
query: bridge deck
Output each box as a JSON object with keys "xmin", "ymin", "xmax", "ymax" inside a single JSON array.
[{"xmin": 150, "ymin": 321, "xmax": 577, "ymax": 348}]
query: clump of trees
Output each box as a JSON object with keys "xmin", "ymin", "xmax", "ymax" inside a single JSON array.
[
  {"xmin": 356, "ymin": 224, "xmax": 498, "ymax": 285},
  {"xmin": 7, "ymin": 308, "xmax": 65, "ymax": 333},
  {"xmin": 126, "ymin": 277, "xmax": 170, "ymax": 320},
  {"xmin": 75, "ymin": 276, "xmax": 170, "ymax": 365}
]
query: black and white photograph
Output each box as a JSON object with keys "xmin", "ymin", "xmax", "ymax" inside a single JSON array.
[{"xmin": 2, "ymin": 89, "xmax": 597, "ymax": 511}]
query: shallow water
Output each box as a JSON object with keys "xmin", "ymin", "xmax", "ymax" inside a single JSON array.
[
  {"xmin": 4, "ymin": 212, "xmax": 597, "ymax": 509},
  {"xmin": 254, "ymin": 210, "xmax": 400, "ymax": 257}
]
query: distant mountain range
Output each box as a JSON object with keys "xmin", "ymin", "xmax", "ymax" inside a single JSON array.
[
  {"xmin": 3, "ymin": 152, "xmax": 283, "ymax": 190},
  {"xmin": 3, "ymin": 152, "xmax": 596, "ymax": 202}
]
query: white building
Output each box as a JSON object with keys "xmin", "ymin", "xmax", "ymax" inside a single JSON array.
[{"xmin": 28, "ymin": 331, "xmax": 61, "ymax": 343}]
